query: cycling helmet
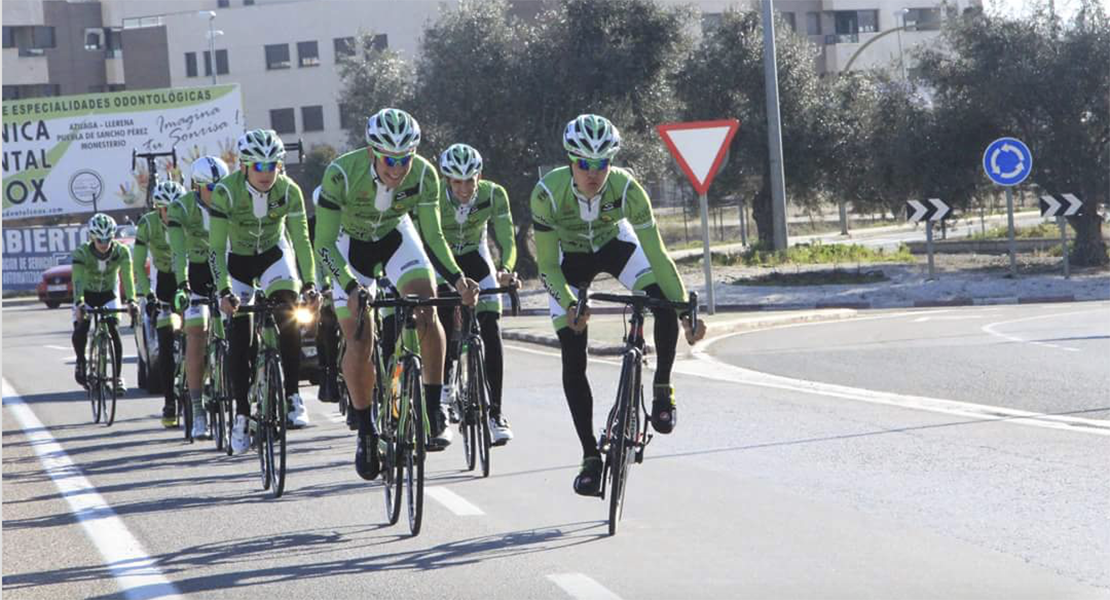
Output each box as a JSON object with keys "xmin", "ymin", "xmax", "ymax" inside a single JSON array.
[
  {"xmin": 88, "ymin": 213, "xmax": 116, "ymax": 242},
  {"xmin": 365, "ymin": 108, "xmax": 421, "ymax": 154},
  {"xmin": 237, "ymin": 128, "xmax": 286, "ymax": 163},
  {"xmin": 439, "ymin": 143, "xmax": 483, "ymax": 180},
  {"xmin": 563, "ymin": 114, "xmax": 621, "ymax": 159},
  {"xmin": 190, "ymin": 156, "xmax": 230, "ymax": 186}
]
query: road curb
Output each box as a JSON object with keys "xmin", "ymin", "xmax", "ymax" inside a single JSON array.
[{"xmin": 502, "ymin": 308, "xmax": 858, "ymax": 355}]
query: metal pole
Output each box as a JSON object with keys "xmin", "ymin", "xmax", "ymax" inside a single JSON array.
[
  {"xmin": 208, "ymin": 19, "xmax": 218, "ymax": 85},
  {"xmin": 838, "ymin": 200, "xmax": 848, "ymax": 235},
  {"xmin": 699, "ymin": 193, "xmax": 716, "ymax": 314},
  {"xmin": 895, "ymin": 12, "xmax": 907, "ymax": 81},
  {"xmin": 1006, "ymin": 187, "xmax": 1017, "ymax": 277},
  {"xmin": 926, "ymin": 220, "xmax": 935, "ymax": 280},
  {"xmin": 762, "ymin": 0, "xmax": 789, "ymax": 251},
  {"xmin": 739, "ymin": 198, "xmax": 748, "ymax": 246},
  {"xmin": 1058, "ymin": 215, "xmax": 1070, "ymax": 278}
]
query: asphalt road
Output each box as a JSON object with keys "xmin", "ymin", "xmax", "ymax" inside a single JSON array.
[{"xmin": 4, "ymin": 298, "xmax": 1108, "ymax": 599}]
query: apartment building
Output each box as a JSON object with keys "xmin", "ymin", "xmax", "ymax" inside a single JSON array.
[{"xmin": 4, "ymin": 0, "xmax": 980, "ymax": 154}]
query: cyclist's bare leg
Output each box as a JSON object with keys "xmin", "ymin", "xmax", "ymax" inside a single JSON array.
[
  {"xmin": 401, "ymin": 277, "xmax": 445, "ymax": 386},
  {"xmin": 185, "ymin": 323, "xmax": 205, "ymax": 394},
  {"xmin": 337, "ymin": 314, "xmax": 375, "ymax": 410}
]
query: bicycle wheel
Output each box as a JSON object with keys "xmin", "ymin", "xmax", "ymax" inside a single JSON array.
[
  {"xmin": 457, "ymin": 352, "xmax": 477, "ymax": 472},
  {"xmin": 255, "ymin": 360, "xmax": 271, "ymax": 491},
  {"xmin": 374, "ymin": 381, "xmax": 402, "ymax": 525},
  {"xmin": 471, "ymin": 344, "xmax": 492, "ymax": 478},
  {"xmin": 104, "ymin": 332, "xmax": 118, "ymax": 427},
  {"xmin": 223, "ymin": 344, "xmax": 236, "ymax": 457},
  {"xmin": 402, "ymin": 357, "xmax": 425, "ymax": 536},
  {"xmin": 210, "ymin": 342, "xmax": 228, "ymax": 451},
  {"xmin": 607, "ymin": 353, "xmax": 639, "ymax": 536},
  {"xmin": 88, "ymin": 336, "xmax": 102, "ymax": 424},
  {"xmin": 267, "ymin": 353, "xmax": 287, "ymax": 498}
]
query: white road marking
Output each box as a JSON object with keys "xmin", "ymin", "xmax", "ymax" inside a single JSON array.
[
  {"xmin": 547, "ymin": 573, "xmax": 623, "ymax": 600},
  {"xmin": 426, "ymin": 486, "xmax": 484, "ymax": 516},
  {"xmin": 2, "ymin": 379, "xmax": 184, "ymax": 600},
  {"xmin": 981, "ymin": 309, "xmax": 1105, "ymax": 353},
  {"xmin": 913, "ymin": 315, "xmax": 993, "ymax": 323},
  {"xmin": 45, "ymin": 344, "xmax": 72, "ymax": 351}
]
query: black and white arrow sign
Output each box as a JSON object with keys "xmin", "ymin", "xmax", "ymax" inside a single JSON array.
[
  {"xmin": 905, "ymin": 198, "xmax": 950, "ymax": 223},
  {"xmin": 1039, "ymin": 194, "xmax": 1083, "ymax": 218}
]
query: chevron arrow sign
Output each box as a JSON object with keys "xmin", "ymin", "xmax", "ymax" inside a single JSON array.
[
  {"xmin": 1039, "ymin": 194, "xmax": 1083, "ymax": 218},
  {"xmin": 905, "ymin": 198, "xmax": 950, "ymax": 223}
]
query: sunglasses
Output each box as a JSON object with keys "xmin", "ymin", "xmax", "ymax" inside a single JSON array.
[
  {"xmin": 375, "ymin": 151, "xmax": 413, "ymax": 168},
  {"xmin": 203, "ymin": 182, "xmax": 217, "ymax": 192},
  {"xmin": 249, "ymin": 161, "xmax": 280, "ymax": 173},
  {"xmin": 569, "ymin": 155, "xmax": 610, "ymax": 171}
]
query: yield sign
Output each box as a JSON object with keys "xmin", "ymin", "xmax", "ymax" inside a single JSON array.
[{"xmin": 656, "ymin": 119, "xmax": 740, "ymax": 195}]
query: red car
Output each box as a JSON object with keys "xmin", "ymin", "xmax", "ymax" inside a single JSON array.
[{"xmin": 35, "ymin": 225, "xmax": 141, "ymax": 308}]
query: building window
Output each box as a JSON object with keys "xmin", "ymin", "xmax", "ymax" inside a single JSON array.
[
  {"xmin": 858, "ymin": 10, "xmax": 878, "ymax": 33},
  {"xmin": 302, "ymin": 106, "xmax": 324, "ymax": 132},
  {"xmin": 3, "ymin": 86, "xmax": 20, "ymax": 101},
  {"xmin": 781, "ymin": 12, "xmax": 796, "ymax": 32},
  {"xmin": 333, "ymin": 34, "xmax": 388, "ymax": 60},
  {"xmin": 217, "ymin": 0, "xmax": 229, "ymax": 7},
  {"xmin": 32, "ymin": 26, "xmax": 55, "ymax": 49},
  {"xmin": 85, "ymin": 28, "xmax": 103, "ymax": 50},
  {"xmin": 215, "ymin": 49, "xmax": 229, "ymax": 74},
  {"xmin": 806, "ymin": 12, "xmax": 821, "ymax": 35},
  {"xmin": 297, "ymin": 41, "xmax": 319, "ymax": 67},
  {"xmin": 904, "ymin": 8, "xmax": 942, "ymax": 31},
  {"xmin": 185, "ymin": 52, "xmax": 198, "ymax": 77},
  {"xmin": 265, "ymin": 43, "xmax": 291, "ymax": 69},
  {"xmin": 108, "ymin": 84, "xmax": 125, "ymax": 92},
  {"xmin": 244, "ymin": 0, "xmax": 255, "ymax": 5},
  {"xmin": 270, "ymin": 108, "xmax": 295, "ymax": 134},
  {"xmin": 105, "ymin": 28, "xmax": 122, "ymax": 57},
  {"xmin": 2, "ymin": 27, "xmax": 13, "ymax": 49},
  {"xmin": 339, "ymin": 103, "xmax": 358, "ymax": 129}
]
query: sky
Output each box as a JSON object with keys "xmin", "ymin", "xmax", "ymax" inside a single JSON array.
[{"xmin": 984, "ymin": 0, "xmax": 1110, "ymax": 19}]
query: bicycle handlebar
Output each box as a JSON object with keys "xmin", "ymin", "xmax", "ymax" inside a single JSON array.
[{"xmin": 577, "ymin": 289, "xmax": 699, "ymax": 335}]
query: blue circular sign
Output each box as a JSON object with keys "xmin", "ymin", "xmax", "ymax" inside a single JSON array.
[{"xmin": 983, "ymin": 137, "xmax": 1032, "ymax": 186}]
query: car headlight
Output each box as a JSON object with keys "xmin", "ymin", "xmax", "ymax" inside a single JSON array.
[{"xmin": 294, "ymin": 307, "xmax": 315, "ymax": 325}]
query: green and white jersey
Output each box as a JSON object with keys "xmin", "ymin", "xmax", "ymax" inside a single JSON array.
[
  {"xmin": 167, "ymin": 190, "xmax": 213, "ymax": 285},
  {"xmin": 133, "ymin": 210, "xmax": 173, "ymax": 295},
  {"xmin": 435, "ymin": 179, "xmax": 516, "ymax": 271},
  {"xmin": 72, "ymin": 241, "xmax": 135, "ymax": 302},
  {"xmin": 208, "ymin": 171, "xmax": 316, "ymax": 293},
  {"xmin": 530, "ymin": 166, "xmax": 686, "ymax": 311},
  {"xmin": 315, "ymin": 148, "xmax": 462, "ymax": 291}
]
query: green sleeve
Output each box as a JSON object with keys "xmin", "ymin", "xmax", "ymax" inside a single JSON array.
[
  {"xmin": 531, "ymin": 184, "xmax": 574, "ymax": 311},
  {"xmin": 415, "ymin": 164, "xmax": 462, "ymax": 281},
  {"xmin": 284, "ymin": 183, "xmax": 316, "ymax": 287},
  {"xmin": 167, "ymin": 201, "xmax": 189, "ymax": 285},
  {"xmin": 72, "ymin": 249, "xmax": 86, "ymax": 304},
  {"xmin": 625, "ymin": 178, "xmax": 687, "ymax": 303},
  {"xmin": 490, "ymin": 184, "xmax": 516, "ymax": 272},
  {"xmin": 315, "ymin": 163, "xmax": 357, "ymax": 292},
  {"xmin": 132, "ymin": 220, "xmax": 151, "ymax": 296},
  {"xmin": 118, "ymin": 244, "xmax": 135, "ymax": 301},
  {"xmin": 209, "ymin": 184, "xmax": 232, "ymax": 294}
]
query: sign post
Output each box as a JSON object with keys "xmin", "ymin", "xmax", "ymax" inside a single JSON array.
[
  {"xmin": 906, "ymin": 198, "xmax": 950, "ymax": 280},
  {"xmin": 982, "ymin": 137, "xmax": 1033, "ymax": 277},
  {"xmin": 1039, "ymin": 193, "xmax": 1083, "ymax": 278},
  {"xmin": 657, "ymin": 119, "xmax": 740, "ymax": 315}
]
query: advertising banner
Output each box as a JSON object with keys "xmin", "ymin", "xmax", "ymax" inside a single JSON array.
[{"xmin": 2, "ymin": 84, "xmax": 244, "ymax": 221}]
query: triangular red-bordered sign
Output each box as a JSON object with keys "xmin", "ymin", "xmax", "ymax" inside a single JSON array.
[{"xmin": 656, "ymin": 119, "xmax": 740, "ymax": 195}]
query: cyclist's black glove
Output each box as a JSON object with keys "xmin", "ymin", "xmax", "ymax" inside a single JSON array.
[{"xmin": 301, "ymin": 282, "xmax": 319, "ymax": 303}]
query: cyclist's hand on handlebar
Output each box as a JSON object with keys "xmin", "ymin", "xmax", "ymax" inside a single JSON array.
[
  {"xmin": 681, "ymin": 315, "xmax": 706, "ymax": 345},
  {"xmin": 219, "ymin": 291, "xmax": 239, "ymax": 317},
  {"xmin": 126, "ymin": 300, "xmax": 139, "ymax": 319},
  {"xmin": 345, "ymin": 283, "xmax": 364, "ymax": 320},
  {"xmin": 455, "ymin": 276, "xmax": 480, "ymax": 308},
  {"xmin": 76, "ymin": 302, "xmax": 88, "ymax": 321},
  {"xmin": 301, "ymin": 283, "xmax": 320, "ymax": 310},
  {"xmin": 497, "ymin": 270, "xmax": 519, "ymax": 288},
  {"xmin": 173, "ymin": 289, "xmax": 189, "ymax": 313},
  {"xmin": 568, "ymin": 303, "xmax": 590, "ymax": 334}
]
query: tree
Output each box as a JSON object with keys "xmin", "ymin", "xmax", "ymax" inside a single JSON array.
[
  {"xmin": 917, "ymin": 1, "xmax": 1109, "ymax": 265},
  {"xmin": 336, "ymin": 37, "xmax": 417, "ymax": 151},
  {"xmin": 302, "ymin": 143, "xmax": 338, "ymax": 195},
  {"xmin": 674, "ymin": 9, "xmax": 834, "ymax": 246}
]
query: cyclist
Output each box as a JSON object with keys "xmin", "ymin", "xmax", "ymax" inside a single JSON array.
[
  {"xmin": 531, "ymin": 114, "xmax": 707, "ymax": 496},
  {"xmin": 135, "ymin": 181, "xmax": 189, "ymax": 427},
  {"xmin": 308, "ymin": 186, "xmax": 342, "ymax": 408},
  {"xmin": 314, "ymin": 108, "xmax": 478, "ymax": 481},
  {"xmin": 427, "ymin": 143, "xmax": 518, "ymax": 445},
  {"xmin": 210, "ymin": 129, "xmax": 319, "ymax": 455},
  {"xmin": 72, "ymin": 213, "xmax": 138, "ymax": 391},
  {"xmin": 168, "ymin": 156, "xmax": 231, "ymax": 439}
]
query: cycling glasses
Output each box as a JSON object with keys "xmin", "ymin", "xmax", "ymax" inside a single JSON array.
[
  {"xmin": 249, "ymin": 161, "xmax": 280, "ymax": 173},
  {"xmin": 374, "ymin": 151, "xmax": 414, "ymax": 168},
  {"xmin": 569, "ymin": 155, "xmax": 610, "ymax": 171}
]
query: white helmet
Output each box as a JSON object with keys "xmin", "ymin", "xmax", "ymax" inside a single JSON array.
[
  {"xmin": 88, "ymin": 213, "xmax": 116, "ymax": 242},
  {"xmin": 152, "ymin": 180, "xmax": 187, "ymax": 207},
  {"xmin": 237, "ymin": 128, "xmax": 286, "ymax": 163},
  {"xmin": 190, "ymin": 156, "xmax": 230, "ymax": 187},
  {"xmin": 439, "ymin": 143, "xmax": 483, "ymax": 180},
  {"xmin": 563, "ymin": 114, "xmax": 621, "ymax": 160},
  {"xmin": 365, "ymin": 108, "xmax": 421, "ymax": 154}
]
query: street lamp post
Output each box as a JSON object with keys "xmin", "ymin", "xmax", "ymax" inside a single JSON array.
[
  {"xmin": 198, "ymin": 11, "xmax": 221, "ymax": 85},
  {"xmin": 894, "ymin": 8, "xmax": 909, "ymax": 80}
]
